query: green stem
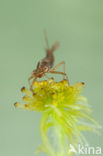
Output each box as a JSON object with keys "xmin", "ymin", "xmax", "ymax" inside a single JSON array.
[{"xmin": 40, "ymin": 112, "xmax": 55, "ymax": 156}]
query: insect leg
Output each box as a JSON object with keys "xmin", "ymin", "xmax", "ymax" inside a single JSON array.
[
  {"xmin": 52, "ymin": 61, "xmax": 69, "ymax": 80},
  {"xmin": 30, "ymin": 77, "xmax": 37, "ymax": 91},
  {"xmin": 48, "ymin": 70, "xmax": 69, "ymax": 83},
  {"xmin": 28, "ymin": 75, "xmax": 34, "ymax": 86},
  {"xmin": 52, "ymin": 61, "xmax": 65, "ymax": 73}
]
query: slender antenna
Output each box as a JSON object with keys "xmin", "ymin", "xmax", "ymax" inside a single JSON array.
[{"xmin": 44, "ymin": 30, "xmax": 49, "ymax": 49}]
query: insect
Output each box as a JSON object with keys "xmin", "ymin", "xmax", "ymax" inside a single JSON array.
[{"xmin": 28, "ymin": 31, "xmax": 69, "ymax": 91}]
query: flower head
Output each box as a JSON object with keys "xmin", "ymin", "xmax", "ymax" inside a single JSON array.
[{"xmin": 14, "ymin": 79, "xmax": 99, "ymax": 156}]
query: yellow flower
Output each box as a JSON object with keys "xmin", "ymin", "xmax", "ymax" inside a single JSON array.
[{"xmin": 14, "ymin": 79, "xmax": 99, "ymax": 156}]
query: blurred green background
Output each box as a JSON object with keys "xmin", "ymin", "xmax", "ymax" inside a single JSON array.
[{"xmin": 0, "ymin": 0, "xmax": 103, "ymax": 156}]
